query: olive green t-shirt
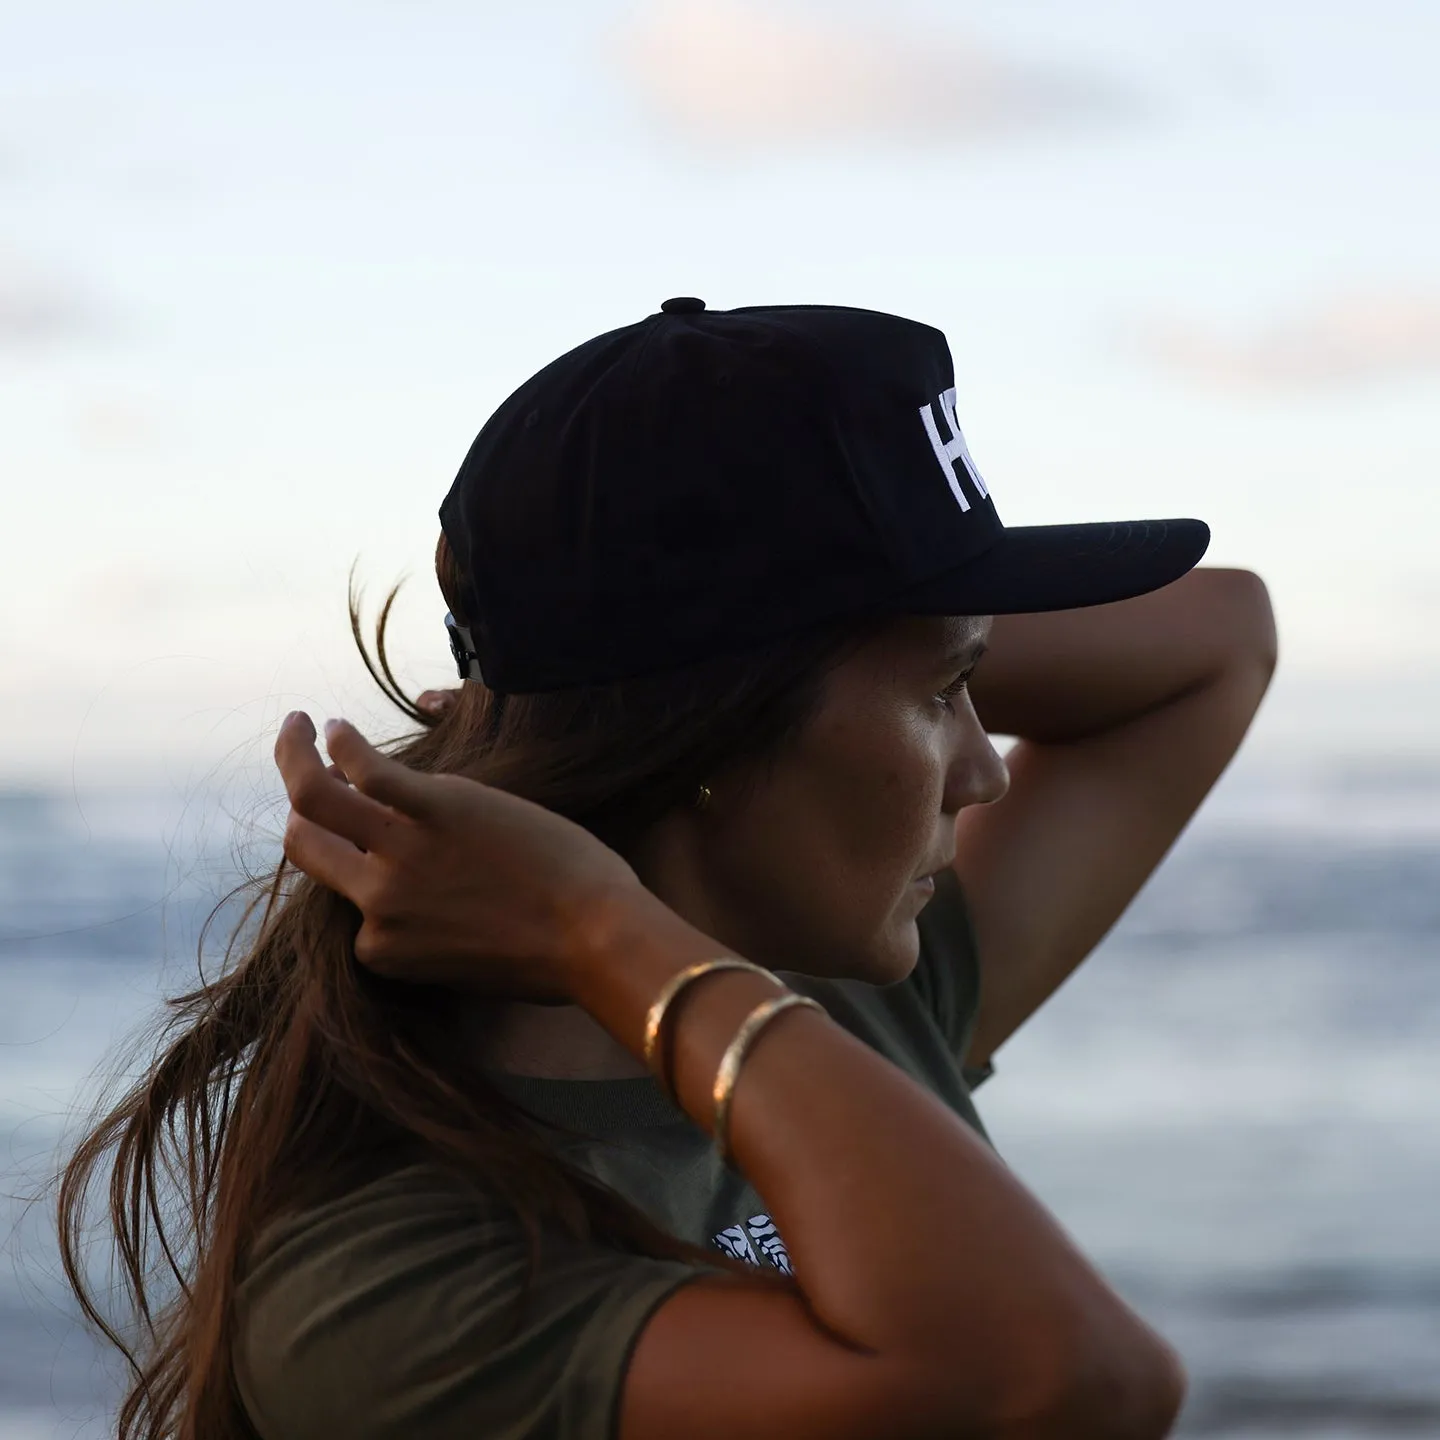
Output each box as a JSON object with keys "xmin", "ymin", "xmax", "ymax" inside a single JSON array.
[{"xmin": 234, "ymin": 869, "xmax": 995, "ymax": 1440}]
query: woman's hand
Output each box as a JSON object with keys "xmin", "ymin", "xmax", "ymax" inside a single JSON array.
[{"xmin": 272, "ymin": 711, "xmax": 642, "ymax": 999}]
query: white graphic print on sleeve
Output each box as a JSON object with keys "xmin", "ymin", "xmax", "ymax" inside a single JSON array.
[
  {"xmin": 711, "ymin": 1213, "xmax": 792, "ymax": 1275},
  {"xmin": 711, "ymin": 1222, "xmax": 760, "ymax": 1265}
]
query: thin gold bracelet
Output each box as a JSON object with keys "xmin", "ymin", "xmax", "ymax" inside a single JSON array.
[
  {"xmin": 641, "ymin": 957, "xmax": 778, "ymax": 1097},
  {"xmin": 712, "ymin": 993, "xmax": 826, "ymax": 1169}
]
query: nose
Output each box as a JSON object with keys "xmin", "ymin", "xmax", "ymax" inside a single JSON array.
[{"xmin": 945, "ymin": 726, "xmax": 1010, "ymax": 813}]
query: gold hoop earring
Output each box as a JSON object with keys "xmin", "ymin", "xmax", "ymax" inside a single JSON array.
[{"xmin": 693, "ymin": 783, "xmax": 712, "ymax": 811}]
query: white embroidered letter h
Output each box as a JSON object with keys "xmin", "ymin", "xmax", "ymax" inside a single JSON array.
[{"xmin": 919, "ymin": 387, "xmax": 989, "ymax": 513}]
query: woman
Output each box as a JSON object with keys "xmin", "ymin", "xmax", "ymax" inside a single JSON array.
[{"xmin": 59, "ymin": 299, "xmax": 1277, "ymax": 1440}]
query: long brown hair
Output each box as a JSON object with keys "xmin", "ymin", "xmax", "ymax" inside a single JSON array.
[{"xmin": 55, "ymin": 532, "xmax": 885, "ymax": 1440}]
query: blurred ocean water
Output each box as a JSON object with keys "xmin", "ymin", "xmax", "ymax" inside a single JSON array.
[{"xmin": 1, "ymin": 761, "xmax": 1438, "ymax": 1438}]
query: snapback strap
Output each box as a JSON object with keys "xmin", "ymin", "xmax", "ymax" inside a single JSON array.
[{"xmin": 445, "ymin": 613, "xmax": 485, "ymax": 683}]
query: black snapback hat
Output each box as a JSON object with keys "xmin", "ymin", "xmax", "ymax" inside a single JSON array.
[{"xmin": 439, "ymin": 298, "xmax": 1209, "ymax": 692}]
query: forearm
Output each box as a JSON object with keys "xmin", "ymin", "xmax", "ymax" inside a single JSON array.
[
  {"xmin": 950, "ymin": 567, "xmax": 1277, "ymax": 1068},
  {"xmin": 573, "ymin": 891, "xmax": 1184, "ymax": 1435},
  {"xmin": 969, "ymin": 567, "xmax": 1278, "ymax": 745},
  {"xmin": 956, "ymin": 653, "xmax": 1278, "ymax": 1067}
]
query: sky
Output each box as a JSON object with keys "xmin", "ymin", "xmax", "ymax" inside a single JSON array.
[{"xmin": 3, "ymin": 0, "xmax": 1439, "ymax": 793}]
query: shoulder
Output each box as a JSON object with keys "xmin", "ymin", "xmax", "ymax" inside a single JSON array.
[
  {"xmin": 234, "ymin": 1161, "xmax": 512, "ymax": 1430},
  {"xmin": 235, "ymin": 1159, "xmax": 701, "ymax": 1440},
  {"xmin": 242, "ymin": 1157, "xmax": 504, "ymax": 1277}
]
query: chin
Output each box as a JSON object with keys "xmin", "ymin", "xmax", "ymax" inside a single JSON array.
[
  {"xmin": 768, "ymin": 894, "xmax": 923, "ymax": 986},
  {"xmin": 854, "ymin": 920, "xmax": 923, "ymax": 987}
]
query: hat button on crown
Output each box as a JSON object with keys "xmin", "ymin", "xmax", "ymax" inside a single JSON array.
[{"xmin": 661, "ymin": 296, "xmax": 706, "ymax": 314}]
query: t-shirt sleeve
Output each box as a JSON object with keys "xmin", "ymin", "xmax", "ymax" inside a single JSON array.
[
  {"xmin": 234, "ymin": 1162, "xmax": 706, "ymax": 1440},
  {"xmin": 910, "ymin": 867, "xmax": 995, "ymax": 1089}
]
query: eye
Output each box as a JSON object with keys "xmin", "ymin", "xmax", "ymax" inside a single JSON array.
[{"xmin": 935, "ymin": 669, "xmax": 975, "ymax": 714}]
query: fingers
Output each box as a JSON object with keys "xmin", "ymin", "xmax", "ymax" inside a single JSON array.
[
  {"xmin": 274, "ymin": 712, "xmax": 405, "ymax": 855},
  {"xmin": 282, "ymin": 808, "xmax": 368, "ymax": 900},
  {"xmin": 320, "ymin": 718, "xmax": 442, "ymax": 821}
]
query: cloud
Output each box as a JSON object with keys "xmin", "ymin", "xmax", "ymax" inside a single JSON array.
[
  {"xmin": 70, "ymin": 392, "xmax": 165, "ymax": 452},
  {"xmin": 71, "ymin": 566, "xmax": 170, "ymax": 618},
  {"xmin": 0, "ymin": 257, "xmax": 97, "ymax": 344},
  {"xmin": 610, "ymin": 0, "xmax": 1144, "ymax": 149},
  {"xmin": 1131, "ymin": 291, "xmax": 1440, "ymax": 390}
]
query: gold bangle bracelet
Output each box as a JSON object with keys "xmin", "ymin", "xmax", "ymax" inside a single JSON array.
[
  {"xmin": 712, "ymin": 993, "xmax": 826, "ymax": 1170},
  {"xmin": 641, "ymin": 957, "xmax": 778, "ymax": 1097}
]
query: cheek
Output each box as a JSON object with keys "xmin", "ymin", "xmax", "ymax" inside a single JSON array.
[
  {"xmin": 857, "ymin": 765, "xmax": 935, "ymax": 873},
  {"xmin": 708, "ymin": 714, "xmax": 947, "ymax": 970},
  {"xmin": 806, "ymin": 771, "xmax": 935, "ymax": 979},
  {"xmin": 784, "ymin": 749, "xmax": 943, "ymax": 932}
]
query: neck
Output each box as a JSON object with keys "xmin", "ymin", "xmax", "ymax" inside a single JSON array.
[
  {"xmin": 471, "ymin": 997, "xmax": 652, "ymax": 1080},
  {"xmin": 468, "ymin": 808, "xmax": 726, "ymax": 1081}
]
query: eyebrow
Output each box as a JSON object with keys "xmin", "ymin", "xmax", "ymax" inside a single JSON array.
[{"xmin": 942, "ymin": 638, "xmax": 989, "ymax": 669}]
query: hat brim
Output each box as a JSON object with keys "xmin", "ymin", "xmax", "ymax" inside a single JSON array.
[{"xmin": 895, "ymin": 517, "xmax": 1211, "ymax": 616}]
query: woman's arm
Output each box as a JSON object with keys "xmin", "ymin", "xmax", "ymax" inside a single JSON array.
[
  {"xmin": 957, "ymin": 566, "xmax": 1278, "ymax": 1067},
  {"xmin": 576, "ymin": 895, "xmax": 1188, "ymax": 1440},
  {"xmin": 281, "ymin": 717, "xmax": 1188, "ymax": 1440}
]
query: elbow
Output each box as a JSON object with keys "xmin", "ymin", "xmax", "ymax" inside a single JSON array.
[
  {"xmin": 1234, "ymin": 569, "xmax": 1279, "ymax": 681},
  {"xmin": 992, "ymin": 1328, "xmax": 1188, "ymax": 1440},
  {"xmin": 1084, "ymin": 1334, "xmax": 1187, "ymax": 1440},
  {"xmin": 1203, "ymin": 566, "xmax": 1279, "ymax": 682}
]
